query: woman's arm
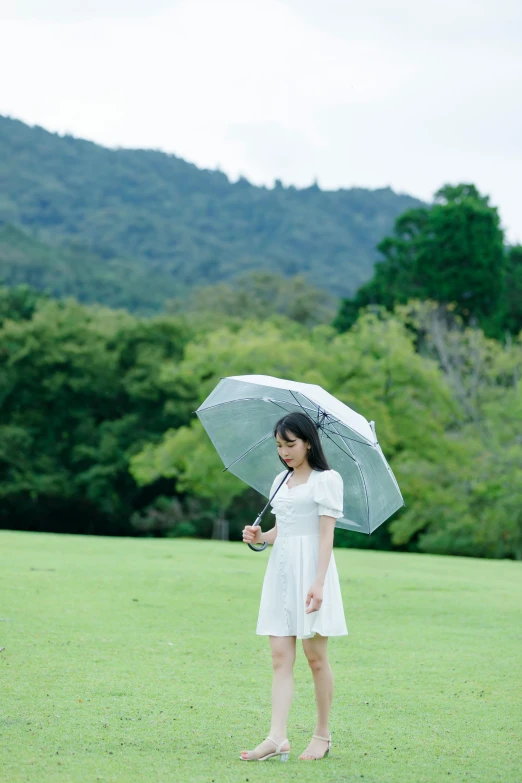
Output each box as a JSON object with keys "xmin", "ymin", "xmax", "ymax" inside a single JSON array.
[
  {"xmin": 315, "ymin": 515, "xmax": 336, "ymax": 584},
  {"xmin": 305, "ymin": 515, "xmax": 335, "ymax": 613},
  {"xmin": 261, "ymin": 522, "xmax": 278, "ymax": 546}
]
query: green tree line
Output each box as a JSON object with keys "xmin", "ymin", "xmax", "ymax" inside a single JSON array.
[{"xmin": 0, "ymin": 182, "xmax": 520, "ymax": 558}]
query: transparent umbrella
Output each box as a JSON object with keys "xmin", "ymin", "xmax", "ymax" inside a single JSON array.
[{"xmin": 195, "ymin": 374, "xmax": 404, "ymax": 551}]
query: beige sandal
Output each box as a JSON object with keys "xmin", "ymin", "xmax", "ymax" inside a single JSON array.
[
  {"xmin": 299, "ymin": 732, "xmax": 332, "ymax": 760},
  {"xmin": 240, "ymin": 735, "xmax": 290, "ymax": 762}
]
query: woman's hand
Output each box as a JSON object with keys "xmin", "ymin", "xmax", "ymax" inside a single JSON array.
[
  {"xmin": 242, "ymin": 525, "xmax": 263, "ymax": 545},
  {"xmin": 305, "ymin": 581, "xmax": 324, "ymax": 614}
]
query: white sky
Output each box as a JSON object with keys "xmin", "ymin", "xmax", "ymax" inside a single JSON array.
[{"xmin": 1, "ymin": 0, "xmax": 521, "ymax": 243}]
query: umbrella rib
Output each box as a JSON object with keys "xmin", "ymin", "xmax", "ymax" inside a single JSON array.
[
  {"xmin": 319, "ymin": 427, "xmax": 357, "ymax": 463},
  {"xmin": 266, "ymin": 398, "xmax": 317, "ymax": 415},
  {"xmin": 328, "ymin": 419, "xmax": 371, "ymax": 532},
  {"xmin": 219, "ymin": 394, "xmax": 338, "ymax": 472},
  {"xmin": 289, "ymin": 390, "xmax": 322, "ymax": 427},
  {"xmin": 195, "ymin": 397, "xmax": 261, "ymax": 414},
  {"xmin": 196, "ymin": 396, "xmax": 319, "ymax": 416},
  {"xmin": 221, "ymin": 431, "xmax": 274, "ymax": 473},
  {"xmin": 287, "ymin": 390, "xmax": 373, "ymax": 457},
  {"xmin": 318, "ymin": 421, "xmax": 373, "ymax": 445},
  {"xmin": 295, "ymin": 391, "xmax": 375, "ymax": 446},
  {"xmin": 264, "ymin": 400, "xmax": 363, "ymax": 436}
]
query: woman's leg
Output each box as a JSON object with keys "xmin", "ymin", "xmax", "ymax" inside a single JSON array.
[
  {"xmin": 269, "ymin": 634, "xmax": 296, "ymax": 740},
  {"xmin": 299, "ymin": 633, "xmax": 333, "ymax": 759},
  {"xmin": 240, "ymin": 635, "xmax": 296, "ymax": 759}
]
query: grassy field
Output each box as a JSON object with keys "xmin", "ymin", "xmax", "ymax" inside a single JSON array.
[{"xmin": 0, "ymin": 530, "xmax": 521, "ymax": 783}]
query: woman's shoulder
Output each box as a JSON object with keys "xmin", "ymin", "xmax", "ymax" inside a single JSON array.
[
  {"xmin": 314, "ymin": 467, "xmax": 342, "ymax": 480},
  {"xmin": 313, "ymin": 468, "xmax": 343, "ymax": 487},
  {"xmin": 270, "ymin": 468, "xmax": 290, "ymax": 490}
]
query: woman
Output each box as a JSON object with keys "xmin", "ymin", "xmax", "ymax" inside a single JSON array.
[{"xmin": 240, "ymin": 411, "xmax": 348, "ymax": 762}]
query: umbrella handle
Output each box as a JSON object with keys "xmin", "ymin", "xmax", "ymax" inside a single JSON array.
[
  {"xmin": 248, "ymin": 541, "xmax": 268, "ymax": 552},
  {"xmin": 248, "ymin": 514, "xmax": 268, "ymax": 552},
  {"xmin": 247, "ymin": 471, "xmax": 290, "ymax": 552}
]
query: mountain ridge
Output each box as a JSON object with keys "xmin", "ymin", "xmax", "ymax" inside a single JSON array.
[{"xmin": 0, "ymin": 114, "xmax": 426, "ymax": 310}]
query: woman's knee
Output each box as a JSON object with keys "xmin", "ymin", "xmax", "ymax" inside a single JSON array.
[
  {"xmin": 270, "ymin": 639, "xmax": 296, "ymax": 671},
  {"xmin": 303, "ymin": 636, "xmax": 329, "ymax": 672}
]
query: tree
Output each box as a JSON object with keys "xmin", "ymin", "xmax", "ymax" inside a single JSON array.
[
  {"xmin": 130, "ymin": 421, "xmax": 246, "ymax": 539},
  {"xmin": 499, "ymin": 245, "xmax": 522, "ymax": 336},
  {"xmin": 388, "ymin": 300, "xmax": 522, "ymax": 558},
  {"xmin": 334, "ymin": 183, "xmax": 508, "ymax": 338},
  {"xmin": 0, "ymin": 283, "xmax": 46, "ymax": 325},
  {"xmin": 166, "ymin": 270, "xmax": 337, "ymax": 330},
  {"xmin": 0, "ymin": 296, "xmax": 194, "ymax": 534}
]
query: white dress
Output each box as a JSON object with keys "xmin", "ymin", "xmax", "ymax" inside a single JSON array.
[{"xmin": 256, "ymin": 468, "xmax": 349, "ymax": 640}]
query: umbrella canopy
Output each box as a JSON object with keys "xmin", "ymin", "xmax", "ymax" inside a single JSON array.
[{"xmin": 195, "ymin": 374, "xmax": 404, "ymax": 534}]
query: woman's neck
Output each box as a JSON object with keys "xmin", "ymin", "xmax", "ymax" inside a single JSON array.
[{"xmin": 290, "ymin": 462, "xmax": 313, "ymax": 481}]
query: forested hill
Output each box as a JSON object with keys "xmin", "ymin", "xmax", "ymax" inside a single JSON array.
[{"xmin": 0, "ymin": 115, "xmax": 424, "ymax": 310}]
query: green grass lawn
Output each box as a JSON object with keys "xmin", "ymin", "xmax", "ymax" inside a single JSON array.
[{"xmin": 1, "ymin": 530, "xmax": 521, "ymax": 783}]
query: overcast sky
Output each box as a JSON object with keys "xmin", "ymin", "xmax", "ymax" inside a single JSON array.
[{"xmin": 1, "ymin": 0, "xmax": 521, "ymax": 243}]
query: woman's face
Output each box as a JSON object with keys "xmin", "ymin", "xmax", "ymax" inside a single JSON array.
[{"xmin": 275, "ymin": 428, "xmax": 310, "ymax": 469}]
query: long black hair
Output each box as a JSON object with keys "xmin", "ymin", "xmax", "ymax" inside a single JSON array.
[{"xmin": 273, "ymin": 412, "xmax": 330, "ymax": 472}]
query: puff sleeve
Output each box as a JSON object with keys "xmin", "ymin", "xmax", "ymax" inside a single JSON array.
[{"xmin": 313, "ymin": 470, "xmax": 344, "ymax": 519}]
